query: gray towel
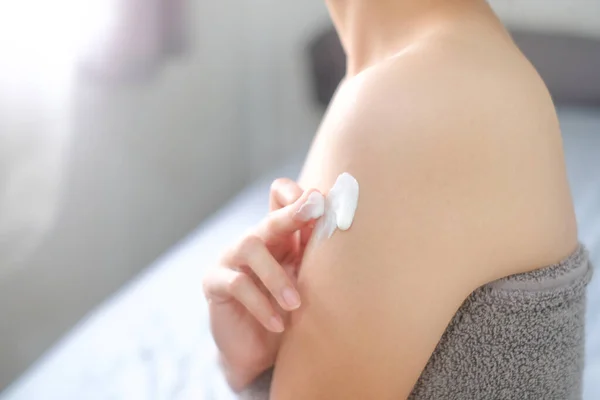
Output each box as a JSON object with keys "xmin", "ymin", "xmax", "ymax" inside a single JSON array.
[{"xmin": 240, "ymin": 245, "xmax": 592, "ymax": 399}]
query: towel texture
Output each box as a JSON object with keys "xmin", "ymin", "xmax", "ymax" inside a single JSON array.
[{"xmin": 240, "ymin": 245, "xmax": 592, "ymax": 399}]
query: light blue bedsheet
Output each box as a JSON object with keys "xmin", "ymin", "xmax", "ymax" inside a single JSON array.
[{"xmin": 2, "ymin": 107, "xmax": 599, "ymax": 400}]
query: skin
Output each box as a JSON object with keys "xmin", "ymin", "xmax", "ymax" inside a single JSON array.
[
  {"xmin": 270, "ymin": 1, "xmax": 578, "ymax": 399},
  {"xmin": 205, "ymin": 0, "xmax": 579, "ymax": 398}
]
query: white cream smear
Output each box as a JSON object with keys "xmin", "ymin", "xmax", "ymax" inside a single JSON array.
[{"xmin": 314, "ymin": 172, "xmax": 360, "ymax": 241}]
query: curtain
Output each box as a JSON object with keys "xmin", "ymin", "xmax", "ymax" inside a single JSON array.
[{"xmin": 80, "ymin": 0, "xmax": 189, "ymax": 82}]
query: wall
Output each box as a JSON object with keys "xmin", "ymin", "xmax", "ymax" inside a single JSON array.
[
  {"xmin": 0, "ymin": 0, "xmax": 327, "ymax": 388},
  {"xmin": 239, "ymin": 1, "xmax": 329, "ymax": 176}
]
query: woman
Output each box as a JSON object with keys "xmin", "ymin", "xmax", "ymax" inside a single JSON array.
[{"xmin": 203, "ymin": 0, "xmax": 591, "ymax": 398}]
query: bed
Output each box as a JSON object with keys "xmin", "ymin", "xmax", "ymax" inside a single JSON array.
[
  {"xmin": 3, "ymin": 24, "xmax": 600, "ymax": 399},
  {"xmin": 0, "ymin": 105, "xmax": 598, "ymax": 400}
]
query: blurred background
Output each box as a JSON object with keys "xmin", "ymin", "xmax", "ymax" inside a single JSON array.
[{"xmin": 0, "ymin": 0, "xmax": 598, "ymax": 399}]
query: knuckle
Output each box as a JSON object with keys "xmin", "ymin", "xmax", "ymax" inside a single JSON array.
[
  {"xmin": 270, "ymin": 178, "xmax": 289, "ymax": 193},
  {"xmin": 227, "ymin": 272, "xmax": 251, "ymax": 293},
  {"xmin": 264, "ymin": 216, "xmax": 280, "ymax": 234},
  {"xmin": 201, "ymin": 269, "xmax": 218, "ymax": 298},
  {"xmin": 220, "ymin": 245, "xmax": 239, "ymax": 264},
  {"xmin": 237, "ymin": 234, "xmax": 262, "ymax": 257},
  {"xmin": 270, "ymin": 178, "xmax": 286, "ymax": 193}
]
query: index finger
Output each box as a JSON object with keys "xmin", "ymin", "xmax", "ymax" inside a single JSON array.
[{"xmin": 255, "ymin": 189, "xmax": 324, "ymax": 245}]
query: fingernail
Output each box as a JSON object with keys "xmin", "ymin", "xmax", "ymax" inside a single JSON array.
[
  {"xmin": 295, "ymin": 192, "xmax": 325, "ymax": 221},
  {"xmin": 270, "ymin": 316, "xmax": 285, "ymax": 332},
  {"xmin": 282, "ymin": 287, "xmax": 301, "ymax": 310}
]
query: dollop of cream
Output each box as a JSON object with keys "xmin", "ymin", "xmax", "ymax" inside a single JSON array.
[{"xmin": 314, "ymin": 172, "xmax": 359, "ymax": 240}]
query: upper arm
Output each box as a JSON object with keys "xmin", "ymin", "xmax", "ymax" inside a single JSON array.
[
  {"xmin": 271, "ymin": 181, "xmax": 481, "ymax": 400},
  {"xmin": 270, "ymin": 58, "xmax": 576, "ymax": 399},
  {"xmin": 271, "ymin": 133, "xmax": 481, "ymax": 398}
]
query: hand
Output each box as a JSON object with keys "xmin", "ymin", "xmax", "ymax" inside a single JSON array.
[{"xmin": 202, "ymin": 179, "xmax": 324, "ymax": 391}]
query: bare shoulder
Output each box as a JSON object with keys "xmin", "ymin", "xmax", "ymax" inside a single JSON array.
[
  {"xmin": 272, "ymin": 28, "xmax": 578, "ymax": 400},
  {"xmin": 301, "ymin": 33, "xmax": 578, "ymax": 283}
]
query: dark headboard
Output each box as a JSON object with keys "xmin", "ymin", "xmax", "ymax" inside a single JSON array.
[
  {"xmin": 308, "ymin": 27, "xmax": 600, "ymax": 108},
  {"xmin": 511, "ymin": 29, "xmax": 600, "ymax": 106}
]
